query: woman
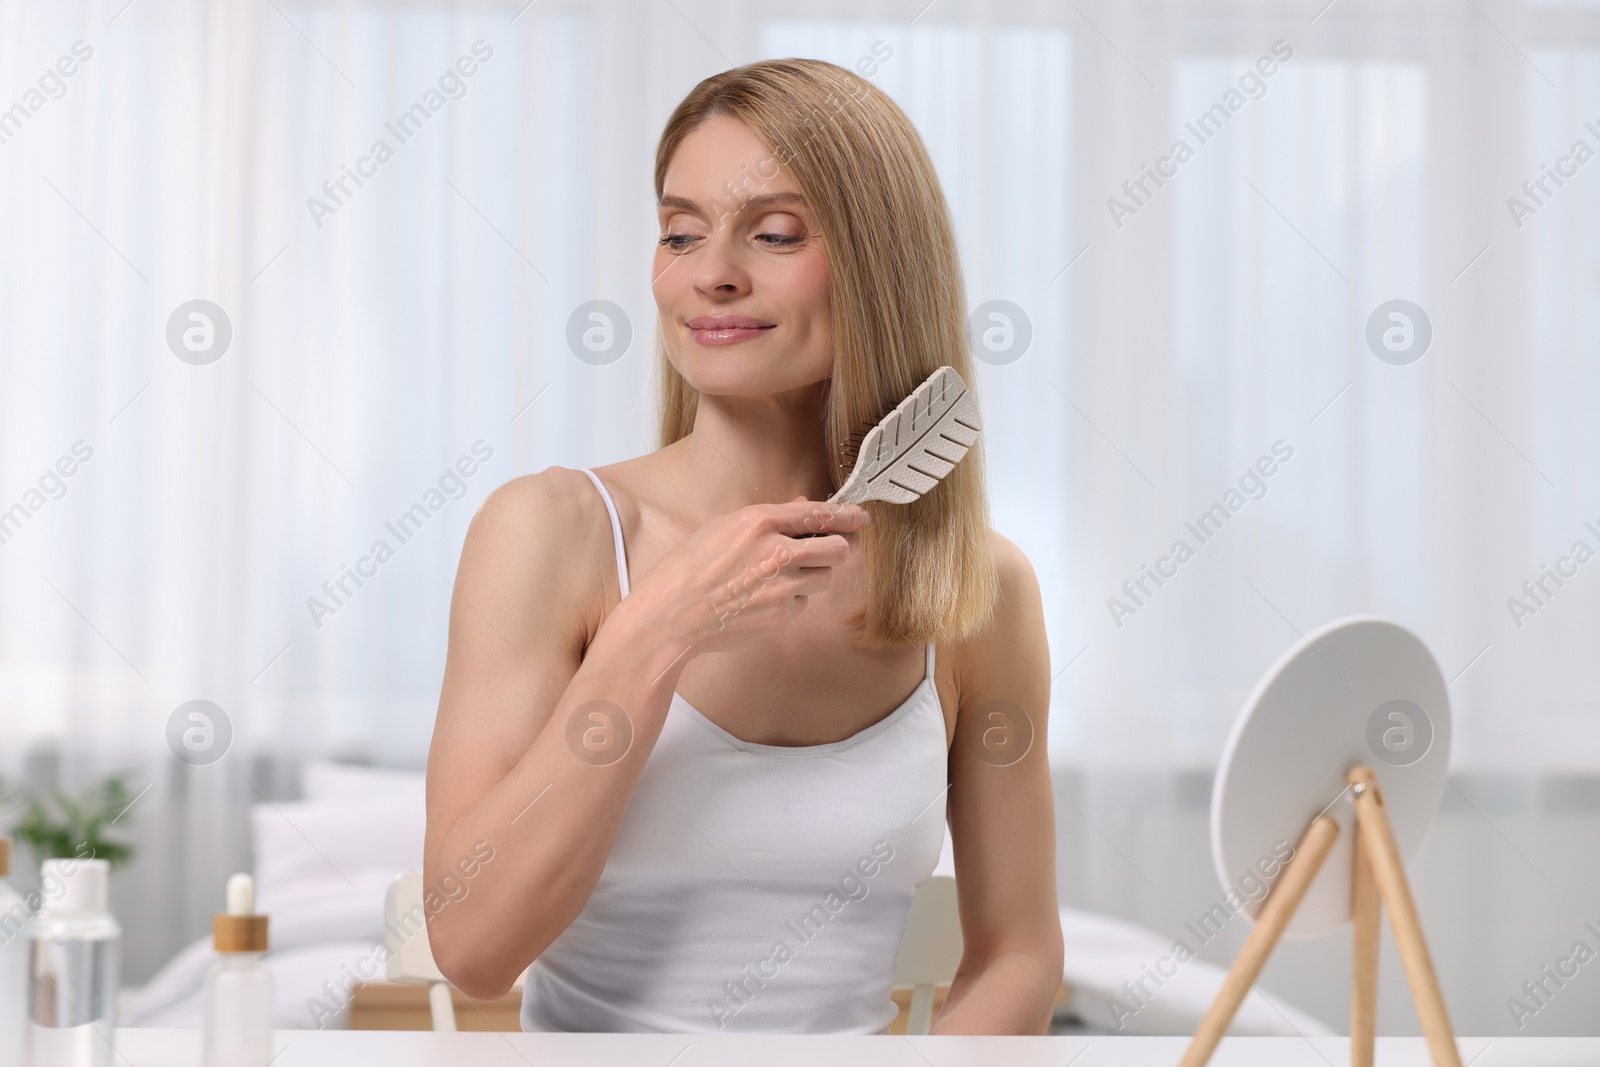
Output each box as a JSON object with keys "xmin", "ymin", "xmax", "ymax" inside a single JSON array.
[{"xmin": 423, "ymin": 57, "xmax": 1061, "ymax": 1035}]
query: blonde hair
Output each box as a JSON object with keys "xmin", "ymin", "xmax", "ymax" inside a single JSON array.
[{"xmin": 653, "ymin": 58, "xmax": 998, "ymax": 650}]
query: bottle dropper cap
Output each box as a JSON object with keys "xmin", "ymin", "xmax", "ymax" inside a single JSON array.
[{"xmin": 213, "ymin": 872, "xmax": 269, "ymax": 953}]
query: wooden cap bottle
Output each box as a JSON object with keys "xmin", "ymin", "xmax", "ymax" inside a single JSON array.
[{"xmin": 213, "ymin": 872, "xmax": 269, "ymax": 953}]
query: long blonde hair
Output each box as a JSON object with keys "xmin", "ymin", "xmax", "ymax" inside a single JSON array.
[{"xmin": 653, "ymin": 58, "xmax": 998, "ymax": 650}]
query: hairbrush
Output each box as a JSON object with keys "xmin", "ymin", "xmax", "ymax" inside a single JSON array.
[{"xmin": 794, "ymin": 365, "xmax": 981, "ymax": 535}]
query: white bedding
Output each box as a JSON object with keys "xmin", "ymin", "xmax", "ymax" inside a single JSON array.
[
  {"xmin": 124, "ymin": 762, "xmax": 422, "ymax": 1029},
  {"xmin": 925, "ymin": 825, "xmax": 1329, "ymax": 1037},
  {"xmin": 125, "ymin": 761, "xmax": 1330, "ymax": 1036}
]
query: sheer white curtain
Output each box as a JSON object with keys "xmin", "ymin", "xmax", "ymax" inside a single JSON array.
[{"xmin": 0, "ymin": 0, "xmax": 1596, "ymax": 980}]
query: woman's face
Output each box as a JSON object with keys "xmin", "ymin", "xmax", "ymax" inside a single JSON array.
[{"xmin": 653, "ymin": 115, "xmax": 832, "ymax": 399}]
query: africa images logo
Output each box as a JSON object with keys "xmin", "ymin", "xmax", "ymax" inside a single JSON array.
[{"xmin": 305, "ymin": 41, "xmax": 494, "ymax": 229}]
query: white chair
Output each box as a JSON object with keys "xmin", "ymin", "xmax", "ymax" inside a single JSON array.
[
  {"xmin": 892, "ymin": 875, "xmax": 964, "ymax": 1034},
  {"xmin": 384, "ymin": 870, "xmax": 528, "ymax": 1032}
]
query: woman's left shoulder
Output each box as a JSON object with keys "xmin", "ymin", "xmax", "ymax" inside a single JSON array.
[
  {"xmin": 937, "ymin": 532, "xmax": 1046, "ymax": 714},
  {"xmin": 977, "ymin": 529, "xmax": 1044, "ymax": 637},
  {"xmin": 986, "ymin": 528, "xmax": 1038, "ymax": 587},
  {"xmin": 940, "ymin": 531, "xmax": 1042, "ymax": 658}
]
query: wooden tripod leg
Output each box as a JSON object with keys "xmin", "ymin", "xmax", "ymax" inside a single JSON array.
[
  {"xmin": 1348, "ymin": 766, "xmax": 1462, "ymax": 1067},
  {"xmin": 1179, "ymin": 815, "xmax": 1341, "ymax": 1067},
  {"xmin": 1350, "ymin": 811, "xmax": 1380, "ymax": 1067}
]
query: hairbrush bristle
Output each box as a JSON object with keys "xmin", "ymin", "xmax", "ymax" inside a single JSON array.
[{"xmin": 837, "ymin": 417, "xmax": 880, "ymax": 467}]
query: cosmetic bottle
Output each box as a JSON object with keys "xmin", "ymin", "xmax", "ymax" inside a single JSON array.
[
  {"xmin": 26, "ymin": 857, "xmax": 119, "ymax": 1067},
  {"xmin": 0, "ymin": 839, "xmax": 30, "ymax": 1067},
  {"xmin": 201, "ymin": 872, "xmax": 274, "ymax": 1067}
]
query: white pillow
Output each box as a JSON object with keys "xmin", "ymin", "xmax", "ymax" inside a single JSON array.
[
  {"xmin": 250, "ymin": 794, "xmax": 425, "ymax": 920},
  {"xmin": 300, "ymin": 759, "xmax": 426, "ymax": 803}
]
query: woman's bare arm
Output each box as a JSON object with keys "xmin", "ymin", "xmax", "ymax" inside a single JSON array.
[
  {"xmin": 933, "ymin": 531, "xmax": 1063, "ymax": 1034},
  {"xmin": 422, "ymin": 469, "xmax": 868, "ymax": 999},
  {"xmin": 421, "ymin": 470, "xmax": 684, "ymax": 998}
]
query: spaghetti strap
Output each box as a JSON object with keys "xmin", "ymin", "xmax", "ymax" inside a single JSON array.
[{"xmin": 581, "ymin": 468, "xmax": 630, "ymax": 598}]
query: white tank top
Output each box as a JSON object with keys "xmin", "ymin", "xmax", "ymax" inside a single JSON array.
[{"xmin": 519, "ymin": 468, "xmax": 949, "ymax": 1034}]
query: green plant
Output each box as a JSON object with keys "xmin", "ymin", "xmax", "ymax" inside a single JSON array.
[{"xmin": 2, "ymin": 772, "xmax": 140, "ymax": 869}]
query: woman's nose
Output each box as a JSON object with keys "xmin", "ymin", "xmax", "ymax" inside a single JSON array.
[{"xmin": 691, "ymin": 233, "xmax": 751, "ymax": 296}]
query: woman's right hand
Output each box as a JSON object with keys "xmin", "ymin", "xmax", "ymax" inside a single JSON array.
[{"xmin": 620, "ymin": 496, "xmax": 871, "ymax": 659}]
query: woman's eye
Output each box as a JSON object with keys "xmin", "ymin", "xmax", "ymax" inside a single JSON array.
[{"xmin": 658, "ymin": 231, "xmax": 801, "ymax": 250}]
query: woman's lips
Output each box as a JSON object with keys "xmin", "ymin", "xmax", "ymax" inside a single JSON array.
[{"xmin": 686, "ymin": 316, "xmax": 776, "ymax": 346}]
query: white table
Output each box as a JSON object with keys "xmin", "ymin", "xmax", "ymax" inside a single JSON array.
[{"xmin": 109, "ymin": 1029, "xmax": 1600, "ymax": 1065}]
